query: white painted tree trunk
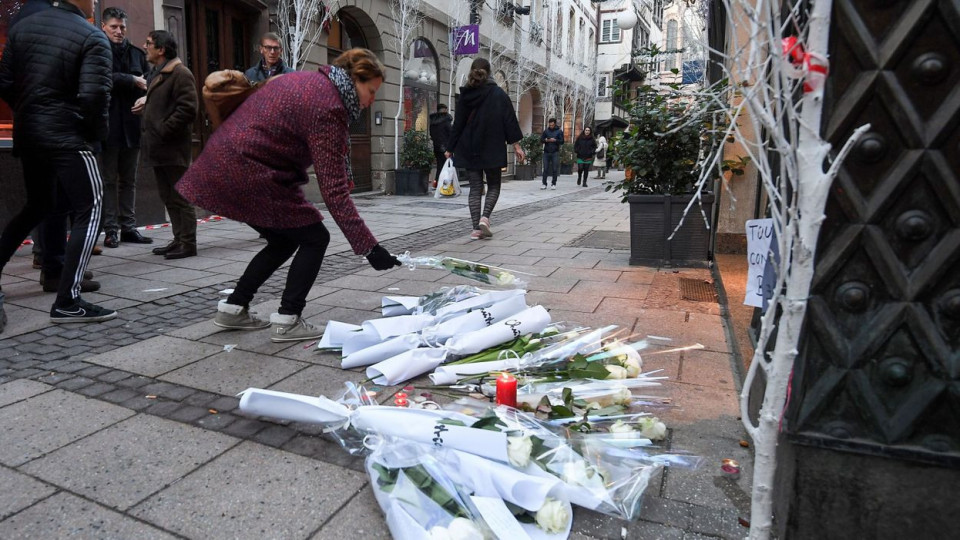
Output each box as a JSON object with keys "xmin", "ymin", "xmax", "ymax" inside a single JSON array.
[{"xmin": 389, "ymin": 0, "xmax": 424, "ymax": 171}]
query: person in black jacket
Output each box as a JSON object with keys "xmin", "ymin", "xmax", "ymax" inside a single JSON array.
[
  {"xmin": 0, "ymin": 0, "xmax": 117, "ymax": 324},
  {"xmin": 429, "ymin": 103, "xmax": 453, "ymax": 182},
  {"xmin": 540, "ymin": 118, "xmax": 564, "ymax": 189},
  {"xmin": 573, "ymin": 127, "xmax": 598, "ymax": 187},
  {"xmin": 99, "ymin": 6, "xmax": 153, "ymax": 249},
  {"xmin": 446, "ymin": 58, "xmax": 525, "ymax": 240}
]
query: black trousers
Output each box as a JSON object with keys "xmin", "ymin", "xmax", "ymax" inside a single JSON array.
[
  {"xmin": 434, "ymin": 150, "xmax": 447, "ymax": 182},
  {"xmin": 154, "ymin": 165, "xmax": 196, "ymax": 248},
  {"xmin": 227, "ymin": 221, "xmax": 331, "ymax": 316},
  {"xmin": 0, "ymin": 150, "xmax": 102, "ymax": 307}
]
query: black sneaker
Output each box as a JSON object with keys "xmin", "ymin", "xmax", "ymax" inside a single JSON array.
[{"xmin": 50, "ymin": 299, "xmax": 118, "ymax": 323}]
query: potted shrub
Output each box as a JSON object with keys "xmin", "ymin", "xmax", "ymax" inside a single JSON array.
[
  {"xmin": 395, "ymin": 129, "xmax": 433, "ymax": 195},
  {"xmin": 608, "ymin": 49, "xmax": 715, "ymax": 266},
  {"xmin": 515, "ymin": 133, "xmax": 543, "ymax": 180},
  {"xmin": 558, "ymin": 141, "xmax": 575, "ymax": 175}
]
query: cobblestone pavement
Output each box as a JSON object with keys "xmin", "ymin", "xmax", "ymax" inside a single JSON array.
[{"xmin": 0, "ymin": 172, "xmax": 752, "ymax": 539}]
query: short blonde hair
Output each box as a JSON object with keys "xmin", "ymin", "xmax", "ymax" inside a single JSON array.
[{"xmin": 332, "ymin": 48, "xmax": 386, "ymax": 82}]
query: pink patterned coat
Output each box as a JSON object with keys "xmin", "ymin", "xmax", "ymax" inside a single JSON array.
[{"xmin": 176, "ymin": 69, "xmax": 377, "ymax": 255}]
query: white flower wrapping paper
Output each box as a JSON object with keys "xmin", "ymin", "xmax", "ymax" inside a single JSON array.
[
  {"xmin": 236, "ymin": 388, "xmax": 350, "ymax": 426},
  {"xmin": 434, "ymin": 289, "xmax": 527, "ymax": 318},
  {"xmin": 429, "ymin": 358, "xmax": 522, "ymax": 386},
  {"xmin": 444, "ymin": 305, "xmax": 552, "ymax": 355},
  {"xmin": 315, "ymin": 320, "xmax": 361, "ymax": 350},
  {"xmin": 365, "ymin": 347, "xmax": 449, "ymax": 386},
  {"xmin": 381, "ymin": 295, "xmax": 420, "ymax": 317},
  {"xmin": 421, "ymin": 293, "xmax": 529, "ymax": 345},
  {"xmin": 341, "ymin": 333, "xmax": 423, "ymax": 369}
]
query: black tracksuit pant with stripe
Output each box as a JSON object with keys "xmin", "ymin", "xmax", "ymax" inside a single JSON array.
[{"xmin": 0, "ymin": 149, "xmax": 103, "ymax": 308}]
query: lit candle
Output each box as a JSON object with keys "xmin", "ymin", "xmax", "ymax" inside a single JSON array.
[
  {"xmin": 394, "ymin": 392, "xmax": 408, "ymax": 407},
  {"xmin": 495, "ymin": 372, "xmax": 517, "ymax": 408}
]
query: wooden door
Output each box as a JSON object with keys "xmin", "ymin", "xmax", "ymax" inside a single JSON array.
[{"xmin": 329, "ymin": 13, "xmax": 373, "ymax": 192}]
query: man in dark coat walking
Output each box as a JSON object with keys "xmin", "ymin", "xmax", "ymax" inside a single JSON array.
[
  {"xmin": 429, "ymin": 103, "xmax": 453, "ymax": 182},
  {"xmin": 136, "ymin": 30, "xmax": 198, "ymax": 260},
  {"xmin": 99, "ymin": 6, "xmax": 153, "ymax": 249},
  {"xmin": 540, "ymin": 118, "xmax": 564, "ymax": 189},
  {"xmin": 0, "ymin": 0, "xmax": 117, "ymax": 324}
]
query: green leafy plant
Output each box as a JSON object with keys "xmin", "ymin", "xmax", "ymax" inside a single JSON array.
[
  {"xmin": 559, "ymin": 142, "xmax": 575, "ymax": 165},
  {"xmin": 519, "ymin": 133, "xmax": 544, "ymax": 166},
  {"xmin": 607, "ymin": 46, "xmax": 708, "ymax": 199},
  {"xmin": 721, "ymin": 155, "xmax": 751, "ymax": 177},
  {"xmin": 399, "ymin": 129, "xmax": 433, "ymax": 170}
]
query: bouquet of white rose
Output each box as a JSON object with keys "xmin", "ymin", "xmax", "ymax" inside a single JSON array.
[{"xmin": 398, "ymin": 252, "xmax": 529, "ymax": 288}]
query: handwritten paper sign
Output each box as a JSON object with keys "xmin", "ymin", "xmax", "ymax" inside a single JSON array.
[{"xmin": 744, "ymin": 218, "xmax": 777, "ymax": 308}]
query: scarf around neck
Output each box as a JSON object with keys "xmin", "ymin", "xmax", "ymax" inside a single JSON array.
[{"xmin": 326, "ymin": 66, "xmax": 360, "ymax": 188}]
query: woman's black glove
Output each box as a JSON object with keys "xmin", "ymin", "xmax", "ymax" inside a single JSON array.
[{"xmin": 366, "ymin": 244, "xmax": 401, "ymax": 270}]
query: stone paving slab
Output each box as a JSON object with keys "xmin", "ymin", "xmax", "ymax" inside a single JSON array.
[
  {"xmin": 0, "ymin": 379, "xmax": 52, "ymax": 407},
  {"xmin": 0, "ymin": 492, "xmax": 177, "ymax": 539},
  {"xmin": 159, "ymin": 349, "xmax": 308, "ymax": 396},
  {"xmin": 0, "ymin": 389, "xmax": 134, "ymax": 467},
  {"xmin": 131, "ymin": 441, "xmax": 366, "ymax": 539},
  {"xmin": 0, "ymin": 466, "xmax": 57, "ymax": 519},
  {"xmin": 21, "ymin": 415, "xmax": 238, "ymax": 510},
  {"xmin": 84, "ymin": 335, "xmax": 223, "ymax": 377}
]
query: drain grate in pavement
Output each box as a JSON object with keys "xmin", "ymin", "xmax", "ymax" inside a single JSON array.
[
  {"xmin": 679, "ymin": 277, "xmax": 718, "ymax": 302},
  {"xmin": 565, "ymin": 230, "xmax": 631, "ymax": 250}
]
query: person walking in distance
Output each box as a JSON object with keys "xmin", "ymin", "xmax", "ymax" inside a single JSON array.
[
  {"xmin": 594, "ymin": 131, "xmax": 609, "ymax": 179},
  {"xmin": 445, "ymin": 57, "xmax": 525, "ymax": 240},
  {"xmin": 99, "ymin": 7, "xmax": 153, "ymax": 249},
  {"xmin": 574, "ymin": 127, "xmax": 597, "ymax": 187},
  {"xmin": 177, "ymin": 48, "xmax": 401, "ymax": 343},
  {"xmin": 0, "ymin": 0, "xmax": 117, "ymax": 323},
  {"xmin": 540, "ymin": 118, "xmax": 563, "ymax": 190},
  {"xmin": 135, "ymin": 30, "xmax": 198, "ymax": 260},
  {"xmin": 244, "ymin": 32, "xmax": 295, "ymax": 83},
  {"xmin": 429, "ymin": 103, "xmax": 453, "ymax": 183}
]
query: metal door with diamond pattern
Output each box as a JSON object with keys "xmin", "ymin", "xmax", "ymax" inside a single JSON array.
[{"xmin": 785, "ymin": 0, "xmax": 960, "ymax": 465}]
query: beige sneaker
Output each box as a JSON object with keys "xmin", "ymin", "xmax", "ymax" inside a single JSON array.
[
  {"xmin": 270, "ymin": 313, "xmax": 324, "ymax": 343},
  {"xmin": 214, "ymin": 301, "xmax": 270, "ymax": 330}
]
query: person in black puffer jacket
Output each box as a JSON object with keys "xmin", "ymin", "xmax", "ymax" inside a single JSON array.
[
  {"xmin": 429, "ymin": 103, "xmax": 453, "ymax": 182},
  {"xmin": 446, "ymin": 57, "xmax": 525, "ymax": 241},
  {"xmin": 0, "ymin": 0, "xmax": 117, "ymax": 324}
]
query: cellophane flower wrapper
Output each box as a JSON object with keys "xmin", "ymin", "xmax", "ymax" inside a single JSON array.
[
  {"xmin": 398, "ymin": 252, "xmax": 528, "ymax": 289},
  {"xmin": 445, "ymin": 400, "xmax": 664, "ymax": 521},
  {"xmin": 365, "ymin": 440, "xmax": 496, "ymax": 540}
]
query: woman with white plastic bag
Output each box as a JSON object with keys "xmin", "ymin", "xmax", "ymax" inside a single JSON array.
[{"xmin": 434, "ymin": 158, "xmax": 462, "ymax": 198}]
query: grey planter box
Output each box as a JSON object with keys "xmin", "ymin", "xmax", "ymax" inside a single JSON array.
[
  {"xmin": 395, "ymin": 169, "xmax": 429, "ymax": 195},
  {"xmin": 514, "ymin": 164, "xmax": 536, "ymax": 180},
  {"xmin": 627, "ymin": 192, "xmax": 715, "ymax": 266}
]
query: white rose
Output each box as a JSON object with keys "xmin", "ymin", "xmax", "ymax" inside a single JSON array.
[
  {"xmin": 608, "ymin": 419, "xmax": 635, "ymax": 438},
  {"xmin": 638, "ymin": 417, "xmax": 667, "ymax": 441},
  {"xmin": 623, "ymin": 356, "xmax": 642, "ymax": 377},
  {"xmin": 447, "ymin": 517, "xmax": 484, "ymax": 540},
  {"xmin": 427, "ymin": 526, "xmax": 452, "ymax": 540},
  {"xmin": 615, "ymin": 387, "xmax": 633, "ymax": 406},
  {"xmin": 585, "ymin": 401, "xmax": 602, "ymax": 410},
  {"xmin": 535, "ymin": 498, "xmax": 570, "ymax": 534},
  {"xmin": 605, "ymin": 364, "xmax": 628, "ymax": 379},
  {"xmin": 495, "ymin": 272, "xmax": 516, "ymax": 286},
  {"xmin": 560, "ymin": 460, "xmax": 606, "ymax": 491},
  {"xmin": 507, "ymin": 435, "xmax": 533, "ymax": 468}
]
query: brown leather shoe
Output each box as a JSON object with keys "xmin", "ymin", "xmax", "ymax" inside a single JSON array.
[
  {"xmin": 152, "ymin": 240, "xmax": 180, "ymax": 255},
  {"xmin": 91, "ymin": 244, "xmax": 102, "ymax": 256},
  {"xmin": 164, "ymin": 245, "xmax": 197, "ymax": 260}
]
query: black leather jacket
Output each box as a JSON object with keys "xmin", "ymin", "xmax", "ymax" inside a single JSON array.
[{"xmin": 0, "ymin": 2, "xmax": 112, "ymax": 152}]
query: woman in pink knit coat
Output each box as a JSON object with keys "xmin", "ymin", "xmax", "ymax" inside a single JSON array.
[{"xmin": 177, "ymin": 48, "xmax": 400, "ymax": 343}]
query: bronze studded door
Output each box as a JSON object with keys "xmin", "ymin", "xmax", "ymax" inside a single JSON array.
[{"xmin": 786, "ymin": 1, "xmax": 960, "ymax": 462}]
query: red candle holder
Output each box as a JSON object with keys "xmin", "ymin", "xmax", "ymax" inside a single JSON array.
[
  {"xmin": 495, "ymin": 372, "xmax": 517, "ymax": 408},
  {"xmin": 394, "ymin": 392, "xmax": 408, "ymax": 407}
]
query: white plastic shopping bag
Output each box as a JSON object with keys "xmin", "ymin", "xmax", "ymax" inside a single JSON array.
[{"xmin": 434, "ymin": 158, "xmax": 461, "ymax": 198}]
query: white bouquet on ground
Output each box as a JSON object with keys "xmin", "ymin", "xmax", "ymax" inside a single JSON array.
[
  {"xmin": 397, "ymin": 253, "xmax": 529, "ymax": 289},
  {"xmin": 366, "ymin": 441, "xmax": 493, "ymax": 540}
]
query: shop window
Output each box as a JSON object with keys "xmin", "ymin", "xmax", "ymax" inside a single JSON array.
[
  {"xmin": 402, "ymin": 38, "xmax": 439, "ymax": 132},
  {"xmin": 0, "ymin": 0, "xmax": 21, "ymax": 140}
]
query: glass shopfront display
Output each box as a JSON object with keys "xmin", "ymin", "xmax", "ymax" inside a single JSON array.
[{"xmin": 403, "ymin": 38, "xmax": 439, "ymax": 132}]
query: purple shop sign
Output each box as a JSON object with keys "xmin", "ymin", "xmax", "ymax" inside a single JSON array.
[{"xmin": 452, "ymin": 25, "xmax": 480, "ymax": 55}]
